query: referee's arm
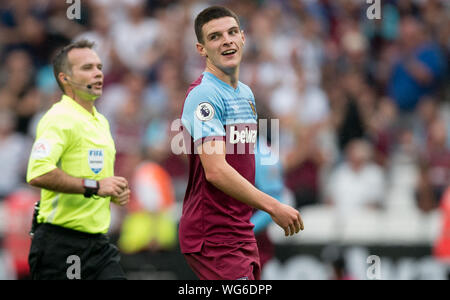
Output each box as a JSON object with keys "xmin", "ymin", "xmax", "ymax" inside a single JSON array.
[{"xmin": 29, "ymin": 168, "xmax": 128, "ymax": 198}]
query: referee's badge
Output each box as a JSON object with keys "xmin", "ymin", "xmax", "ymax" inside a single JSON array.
[
  {"xmin": 88, "ymin": 149, "xmax": 104, "ymax": 174},
  {"xmin": 31, "ymin": 138, "xmax": 51, "ymax": 159}
]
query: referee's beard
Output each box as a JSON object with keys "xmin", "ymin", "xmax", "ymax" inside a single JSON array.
[{"xmin": 74, "ymin": 87, "xmax": 101, "ymax": 102}]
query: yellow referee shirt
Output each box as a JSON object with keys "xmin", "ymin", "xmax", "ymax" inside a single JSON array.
[{"xmin": 27, "ymin": 95, "xmax": 116, "ymax": 234}]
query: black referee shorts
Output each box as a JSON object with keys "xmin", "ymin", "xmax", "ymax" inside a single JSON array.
[{"xmin": 28, "ymin": 223, "xmax": 126, "ymax": 280}]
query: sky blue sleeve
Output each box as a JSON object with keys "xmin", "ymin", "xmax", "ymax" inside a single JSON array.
[
  {"xmin": 181, "ymin": 84, "xmax": 226, "ymax": 143},
  {"xmin": 251, "ymin": 211, "xmax": 273, "ymax": 235},
  {"xmin": 251, "ymin": 139, "xmax": 285, "ymax": 234}
]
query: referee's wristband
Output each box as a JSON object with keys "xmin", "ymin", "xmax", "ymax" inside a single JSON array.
[{"xmin": 83, "ymin": 179, "xmax": 99, "ymax": 198}]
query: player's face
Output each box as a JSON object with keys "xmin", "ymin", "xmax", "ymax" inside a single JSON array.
[
  {"xmin": 67, "ymin": 48, "xmax": 104, "ymax": 99},
  {"xmin": 198, "ymin": 17, "xmax": 245, "ymax": 74}
]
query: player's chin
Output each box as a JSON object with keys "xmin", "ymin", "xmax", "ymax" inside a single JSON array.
[{"xmin": 220, "ymin": 59, "xmax": 240, "ymax": 71}]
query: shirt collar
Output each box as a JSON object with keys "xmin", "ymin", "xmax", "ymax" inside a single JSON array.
[
  {"xmin": 203, "ymin": 71, "xmax": 240, "ymax": 93},
  {"xmin": 61, "ymin": 94, "xmax": 99, "ymax": 120}
]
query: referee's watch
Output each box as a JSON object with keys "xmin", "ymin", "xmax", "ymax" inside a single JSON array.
[{"xmin": 83, "ymin": 179, "xmax": 99, "ymax": 198}]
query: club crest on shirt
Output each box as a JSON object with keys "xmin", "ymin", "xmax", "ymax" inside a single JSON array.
[
  {"xmin": 88, "ymin": 149, "xmax": 104, "ymax": 174},
  {"xmin": 248, "ymin": 101, "xmax": 256, "ymax": 116},
  {"xmin": 195, "ymin": 102, "xmax": 215, "ymax": 121}
]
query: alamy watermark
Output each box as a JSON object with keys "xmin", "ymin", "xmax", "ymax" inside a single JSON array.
[
  {"xmin": 66, "ymin": 0, "xmax": 81, "ymax": 20},
  {"xmin": 66, "ymin": 255, "xmax": 81, "ymax": 279},
  {"xmin": 170, "ymin": 118, "xmax": 280, "ymax": 166},
  {"xmin": 366, "ymin": 0, "xmax": 381, "ymax": 20},
  {"xmin": 367, "ymin": 255, "xmax": 381, "ymax": 280}
]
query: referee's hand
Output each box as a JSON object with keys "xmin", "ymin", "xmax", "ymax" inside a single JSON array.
[
  {"xmin": 111, "ymin": 188, "xmax": 130, "ymax": 206},
  {"xmin": 98, "ymin": 176, "xmax": 129, "ymax": 198}
]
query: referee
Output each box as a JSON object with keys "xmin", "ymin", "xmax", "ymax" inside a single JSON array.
[{"xmin": 26, "ymin": 40, "xmax": 130, "ymax": 280}]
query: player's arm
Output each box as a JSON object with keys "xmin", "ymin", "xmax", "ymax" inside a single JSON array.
[
  {"xmin": 29, "ymin": 168, "xmax": 128, "ymax": 198},
  {"xmin": 198, "ymin": 140, "xmax": 304, "ymax": 236}
]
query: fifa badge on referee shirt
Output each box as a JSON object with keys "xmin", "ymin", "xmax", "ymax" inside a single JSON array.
[{"xmin": 88, "ymin": 149, "xmax": 104, "ymax": 174}]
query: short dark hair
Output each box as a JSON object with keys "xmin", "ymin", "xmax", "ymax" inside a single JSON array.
[
  {"xmin": 52, "ymin": 39, "xmax": 95, "ymax": 92},
  {"xmin": 194, "ymin": 6, "xmax": 241, "ymax": 44}
]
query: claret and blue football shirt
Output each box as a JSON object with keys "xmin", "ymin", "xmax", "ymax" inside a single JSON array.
[{"xmin": 180, "ymin": 71, "xmax": 258, "ymax": 253}]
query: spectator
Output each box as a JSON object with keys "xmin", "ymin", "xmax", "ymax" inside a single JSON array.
[
  {"xmin": 0, "ymin": 110, "xmax": 30, "ymax": 200},
  {"xmin": 73, "ymin": 3, "xmax": 114, "ymax": 75},
  {"xmin": 433, "ymin": 186, "xmax": 450, "ymax": 271},
  {"xmin": 111, "ymin": 0, "xmax": 164, "ymax": 73},
  {"xmin": 416, "ymin": 118, "xmax": 450, "ymax": 212},
  {"xmin": 2, "ymin": 187, "xmax": 39, "ymax": 279},
  {"xmin": 325, "ymin": 139, "xmax": 386, "ymax": 217},
  {"xmin": 367, "ymin": 97, "xmax": 398, "ymax": 167},
  {"xmin": 331, "ymin": 70, "xmax": 375, "ymax": 152},
  {"xmin": 118, "ymin": 161, "xmax": 177, "ymax": 253},
  {"xmin": 0, "ymin": 50, "xmax": 35, "ymax": 111},
  {"xmin": 388, "ymin": 16, "xmax": 445, "ymax": 113}
]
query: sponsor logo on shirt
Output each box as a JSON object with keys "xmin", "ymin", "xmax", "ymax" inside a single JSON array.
[
  {"xmin": 31, "ymin": 139, "xmax": 51, "ymax": 159},
  {"xmin": 229, "ymin": 126, "xmax": 257, "ymax": 144},
  {"xmin": 88, "ymin": 149, "xmax": 104, "ymax": 174}
]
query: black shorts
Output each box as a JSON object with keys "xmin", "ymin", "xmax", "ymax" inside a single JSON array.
[{"xmin": 28, "ymin": 223, "xmax": 126, "ymax": 280}]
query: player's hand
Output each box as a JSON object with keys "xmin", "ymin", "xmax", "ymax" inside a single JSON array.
[
  {"xmin": 111, "ymin": 188, "xmax": 130, "ymax": 206},
  {"xmin": 98, "ymin": 176, "xmax": 128, "ymax": 198},
  {"xmin": 271, "ymin": 203, "xmax": 304, "ymax": 237}
]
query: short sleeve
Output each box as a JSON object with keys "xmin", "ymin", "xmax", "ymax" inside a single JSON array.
[
  {"xmin": 181, "ymin": 84, "xmax": 226, "ymax": 143},
  {"xmin": 26, "ymin": 116, "xmax": 70, "ymax": 182}
]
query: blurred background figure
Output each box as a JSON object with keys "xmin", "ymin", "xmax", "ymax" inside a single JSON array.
[
  {"xmin": 251, "ymin": 130, "xmax": 285, "ymax": 272},
  {"xmin": 0, "ymin": 110, "xmax": 30, "ymax": 200},
  {"xmin": 118, "ymin": 161, "xmax": 177, "ymax": 254},
  {"xmin": 110, "ymin": 0, "xmax": 164, "ymax": 74},
  {"xmin": 433, "ymin": 187, "xmax": 450, "ymax": 279},
  {"xmin": 325, "ymin": 139, "xmax": 385, "ymax": 217},
  {"xmin": 321, "ymin": 245, "xmax": 355, "ymax": 280},
  {"xmin": 2, "ymin": 187, "xmax": 38, "ymax": 279},
  {"xmin": 416, "ymin": 118, "xmax": 450, "ymax": 212},
  {"xmin": 387, "ymin": 16, "xmax": 445, "ymax": 114}
]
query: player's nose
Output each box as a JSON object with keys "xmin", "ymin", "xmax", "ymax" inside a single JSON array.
[{"xmin": 222, "ymin": 33, "xmax": 233, "ymax": 46}]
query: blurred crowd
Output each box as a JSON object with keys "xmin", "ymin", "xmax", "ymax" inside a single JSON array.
[{"xmin": 0, "ymin": 0, "xmax": 449, "ymax": 278}]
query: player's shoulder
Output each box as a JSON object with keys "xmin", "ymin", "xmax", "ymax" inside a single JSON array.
[
  {"xmin": 185, "ymin": 76, "xmax": 223, "ymax": 108},
  {"xmin": 188, "ymin": 78, "xmax": 221, "ymax": 98}
]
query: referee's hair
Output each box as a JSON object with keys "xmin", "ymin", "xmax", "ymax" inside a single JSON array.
[
  {"xmin": 52, "ymin": 39, "xmax": 95, "ymax": 92},
  {"xmin": 195, "ymin": 6, "xmax": 241, "ymax": 44}
]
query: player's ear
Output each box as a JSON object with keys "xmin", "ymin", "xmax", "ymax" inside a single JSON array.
[
  {"xmin": 196, "ymin": 42, "xmax": 208, "ymax": 58},
  {"xmin": 241, "ymin": 30, "xmax": 245, "ymax": 45}
]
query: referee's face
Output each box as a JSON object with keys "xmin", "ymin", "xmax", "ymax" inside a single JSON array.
[
  {"xmin": 198, "ymin": 16, "xmax": 245, "ymax": 75},
  {"xmin": 67, "ymin": 48, "xmax": 104, "ymax": 99}
]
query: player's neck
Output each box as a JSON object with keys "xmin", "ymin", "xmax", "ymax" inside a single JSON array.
[{"xmin": 205, "ymin": 63, "xmax": 239, "ymax": 89}]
